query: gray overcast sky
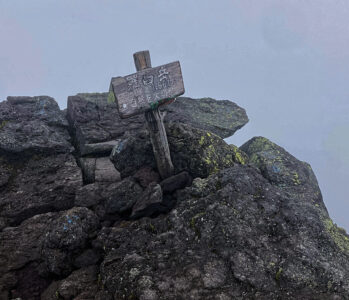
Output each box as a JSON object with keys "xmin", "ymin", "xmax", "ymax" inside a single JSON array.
[{"xmin": 1, "ymin": 1, "xmax": 349, "ymax": 229}]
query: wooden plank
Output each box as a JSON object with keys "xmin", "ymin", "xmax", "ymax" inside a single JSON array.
[
  {"xmin": 133, "ymin": 50, "xmax": 175, "ymax": 179},
  {"xmin": 110, "ymin": 61, "xmax": 185, "ymax": 118}
]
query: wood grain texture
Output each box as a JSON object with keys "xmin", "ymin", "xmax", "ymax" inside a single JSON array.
[
  {"xmin": 133, "ymin": 50, "xmax": 174, "ymax": 179},
  {"xmin": 133, "ymin": 50, "xmax": 151, "ymax": 71},
  {"xmin": 111, "ymin": 61, "xmax": 185, "ymax": 118}
]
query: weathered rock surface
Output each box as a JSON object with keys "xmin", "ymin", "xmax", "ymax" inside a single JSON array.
[
  {"xmin": 0, "ymin": 96, "xmax": 82, "ymax": 228},
  {"xmin": 67, "ymin": 93, "xmax": 248, "ymax": 155},
  {"xmin": 160, "ymin": 171, "xmax": 192, "ymax": 194},
  {"xmin": 0, "ymin": 96, "xmax": 72, "ymax": 154},
  {"xmin": 42, "ymin": 207, "xmax": 100, "ymax": 277},
  {"xmin": 131, "ymin": 182, "xmax": 163, "ymax": 219},
  {"xmin": 0, "ymin": 153, "xmax": 82, "ymax": 227},
  {"xmin": 111, "ymin": 122, "xmax": 236, "ymax": 179},
  {"xmin": 98, "ymin": 160, "xmax": 349, "ymax": 299},
  {"xmin": 79, "ymin": 157, "xmax": 121, "ymax": 184},
  {"xmin": 0, "ymin": 213, "xmax": 58, "ymax": 298},
  {"xmin": 41, "ymin": 266, "xmax": 99, "ymax": 300},
  {"xmin": 1, "ymin": 93, "xmax": 349, "ymax": 299},
  {"xmin": 240, "ymin": 136, "xmax": 320, "ymax": 191},
  {"xmin": 162, "ymin": 96, "xmax": 249, "ymax": 138},
  {"xmin": 67, "ymin": 93, "xmax": 145, "ymax": 154}
]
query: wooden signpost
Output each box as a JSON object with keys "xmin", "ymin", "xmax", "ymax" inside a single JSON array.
[{"xmin": 110, "ymin": 50, "xmax": 185, "ymax": 179}]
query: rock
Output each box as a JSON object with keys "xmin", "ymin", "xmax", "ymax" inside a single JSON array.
[
  {"xmin": 99, "ymin": 161, "xmax": 349, "ymax": 299},
  {"xmin": 133, "ymin": 166, "xmax": 161, "ymax": 188},
  {"xmin": 0, "ymin": 157, "xmax": 12, "ymax": 188},
  {"xmin": 42, "ymin": 207, "xmax": 100, "ymax": 276},
  {"xmin": 167, "ymin": 122, "xmax": 235, "ymax": 178},
  {"xmin": 0, "ymin": 153, "xmax": 82, "ymax": 226},
  {"xmin": 104, "ymin": 177, "xmax": 143, "ymax": 215},
  {"xmin": 74, "ymin": 180, "xmax": 144, "ymax": 221},
  {"xmin": 240, "ymin": 136, "xmax": 320, "ymax": 191},
  {"xmin": 66, "ymin": 93, "xmax": 145, "ymax": 154},
  {"xmin": 79, "ymin": 157, "xmax": 96, "ymax": 184},
  {"xmin": 94, "ymin": 157, "xmax": 121, "ymax": 183},
  {"xmin": 79, "ymin": 157, "xmax": 119, "ymax": 184},
  {"xmin": 162, "ymin": 96, "xmax": 249, "ymax": 138},
  {"xmin": 75, "ymin": 183, "xmax": 103, "ymax": 208},
  {"xmin": 159, "ymin": 171, "xmax": 192, "ymax": 194},
  {"xmin": 0, "ymin": 212, "xmax": 58, "ymax": 298},
  {"xmin": 56, "ymin": 266, "xmax": 99, "ymax": 299},
  {"xmin": 110, "ymin": 130, "xmax": 156, "ymax": 178},
  {"xmin": 229, "ymin": 144, "xmax": 249, "ymax": 165},
  {"xmin": 111, "ymin": 123, "xmax": 235, "ymax": 179},
  {"xmin": 131, "ymin": 183, "xmax": 163, "ymax": 219},
  {"xmin": 67, "ymin": 93, "xmax": 248, "ymax": 155},
  {"xmin": 0, "ymin": 96, "xmax": 72, "ymax": 154},
  {"xmin": 74, "ymin": 249, "xmax": 101, "ymax": 268},
  {"xmin": 42, "ymin": 266, "xmax": 98, "ymax": 300},
  {"xmin": 80, "ymin": 140, "xmax": 119, "ymax": 156}
]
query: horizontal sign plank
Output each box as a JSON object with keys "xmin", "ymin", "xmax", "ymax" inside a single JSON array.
[{"xmin": 110, "ymin": 61, "xmax": 185, "ymax": 118}]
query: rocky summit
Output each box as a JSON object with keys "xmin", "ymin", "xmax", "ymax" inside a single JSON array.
[{"xmin": 0, "ymin": 94, "xmax": 348, "ymax": 300}]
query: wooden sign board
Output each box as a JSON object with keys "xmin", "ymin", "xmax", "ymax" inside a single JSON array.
[{"xmin": 110, "ymin": 61, "xmax": 185, "ymax": 118}]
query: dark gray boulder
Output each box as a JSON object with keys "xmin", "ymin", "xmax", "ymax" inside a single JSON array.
[
  {"xmin": 159, "ymin": 171, "xmax": 192, "ymax": 194},
  {"xmin": 131, "ymin": 182, "xmax": 163, "ymax": 219},
  {"xmin": 66, "ymin": 93, "xmax": 248, "ymax": 156},
  {"xmin": 0, "ymin": 96, "xmax": 83, "ymax": 227},
  {"xmin": 111, "ymin": 123, "xmax": 236, "ymax": 179},
  {"xmin": 42, "ymin": 207, "xmax": 100, "ymax": 277},
  {"xmin": 110, "ymin": 130, "xmax": 156, "ymax": 178},
  {"xmin": 162, "ymin": 96, "xmax": 249, "ymax": 139},
  {"xmin": 42, "ymin": 266, "xmax": 99, "ymax": 300},
  {"xmin": 104, "ymin": 177, "xmax": 143, "ymax": 215},
  {"xmin": 0, "ymin": 154, "xmax": 82, "ymax": 227},
  {"xmin": 133, "ymin": 166, "xmax": 161, "ymax": 188},
  {"xmin": 0, "ymin": 96, "xmax": 72, "ymax": 155},
  {"xmin": 75, "ymin": 178, "xmax": 144, "ymax": 221},
  {"xmin": 66, "ymin": 93, "xmax": 145, "ymax": 154},
  {"xmin": 240, "ymin": 136, "xmax": 320, "ymax": 191},
  {"xmin": 0, "ymin": 212, "xmax": 59, "ymax": 298},
  {"xmin": 97, "ymin": 153, "xmax": 349, "ymax": 299},
  {"xmin": 166, "ymin": 122, "xmax": 235, "ymax": 178}
]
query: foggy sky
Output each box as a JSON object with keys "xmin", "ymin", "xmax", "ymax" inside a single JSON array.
[{"xmin": 1, "ymin": 1, "xmax": 348, "ymax": 229}]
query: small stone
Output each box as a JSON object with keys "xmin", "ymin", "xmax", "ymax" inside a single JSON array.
[{"xmin": 131, "ymin": 183, "xmax": 163, "ymax": 219}]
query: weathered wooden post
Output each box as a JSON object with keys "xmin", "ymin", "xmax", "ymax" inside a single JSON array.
[{"xmin": 110, "ymin": 50, "xmax": 185, "ymax": 179}]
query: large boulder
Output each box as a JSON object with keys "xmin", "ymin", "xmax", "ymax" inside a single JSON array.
[
  {"xmin": 0, "ymin": 154, "xmax": 82, "ymax": 227},
  {"xmin": 162, "ymin": 96, "xmax": 249, "ymax": 139},
  {"xmin": 67, "ymin": 93, "xmax": 248, "ymax": 156},
  {"xmin": 0, "ymin": 96, "xmax": 72, "ymax": 154},
  {"xmin": 0, "ymin": 96, "xmax": 83, "ymax": 227},
  {"xmin": 166, "ymin": 122, "xmax": 236, "ymax": 178},
  {"xmin": 66, "ymin": 93, "xmax": 145, "ymax": 155},
  {"xmin": 42, "ymin": 207, "xmax": 100, "ymax": 277},
  {"xmin": 41, "ymin": 266, "xmax": 100, "ymax": 300},
  {"xmin": 111, "ymin": 123, "xmax": 236, "ymax": 179},
  {"xmin": 240, "ymin": 136, "xmax": 320, "ymax": 192},
  {"xmin": 98, "ymin": 159, "xmax": 349, "ymax": 299},
  {"xmin": 0, "ymin": 212, "xmax": 59, "ymax": 298},
  {"xmin": 74, "ymin": 178, "xmax": 144, "ymax": 221}
]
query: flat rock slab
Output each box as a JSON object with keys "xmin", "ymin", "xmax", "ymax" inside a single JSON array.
[
  {"xmin": 0, "ymin": 96, "xmax": 72, "ymax": 154},
  {"xmin": 67, "ymin": 93, "xmax": 248, "ymax": 155},
  {"xmin": 79, "ymin": 157, "xmax": 121, "ymax": 184},
  {"xmin": 162, "ymin": 96, "xmax": 249, "ymax": 139}
]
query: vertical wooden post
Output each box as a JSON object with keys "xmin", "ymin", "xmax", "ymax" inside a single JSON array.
[{"xmin": 133, "ymin": 50, "xmax": 174, "ymax": 179}]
